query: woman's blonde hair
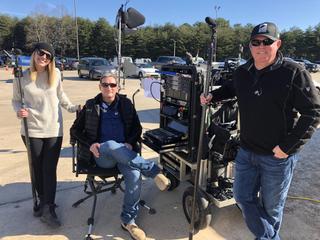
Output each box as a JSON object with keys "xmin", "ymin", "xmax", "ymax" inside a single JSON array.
[{"xmin": 29, "ymin": 52, "xmax": 57, "ymax": 87}]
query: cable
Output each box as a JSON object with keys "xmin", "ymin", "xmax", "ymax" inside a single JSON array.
[
  {"xmin": 287, "ymin": 195, "xmax": 320, "ymax": 204},
  {"xmin": 150, "ymin": 80, "xmax": 162, "ymax": 102}
]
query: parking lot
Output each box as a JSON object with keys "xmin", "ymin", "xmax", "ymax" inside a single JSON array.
[{"xmin": 0, "ymin": 69, "xmax": 319, "ymax": 240}]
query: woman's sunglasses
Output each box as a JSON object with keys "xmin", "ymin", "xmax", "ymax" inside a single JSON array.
[
  {"xmin": 100, "ymin": 82, "xmax": 117, "ymax": 88},
  {"xmin": 36, "ymin": 49, "xmax": 52, "ymax": 59},
  {"xmin": 250, "ymin": 38, "xmax": 275, "ymax": 47}
]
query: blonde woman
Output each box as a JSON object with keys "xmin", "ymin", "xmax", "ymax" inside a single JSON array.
[{"xmin": 12, "ymin": 42, "xmax": 79, "ymax": 228}]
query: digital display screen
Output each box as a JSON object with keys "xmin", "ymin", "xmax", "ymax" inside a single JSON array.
[
  {"xmin": 164, "ymin": 73, "xmax": 192, "ymax": 101},
  {"xmin": 168, "ymin": 120, "xmax": 188, "ymax": 134}
]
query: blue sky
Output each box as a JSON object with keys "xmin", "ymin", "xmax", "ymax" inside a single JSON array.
[{"xmin": 1, "ymin": 0, "xmax": 320, "ymax": 31}]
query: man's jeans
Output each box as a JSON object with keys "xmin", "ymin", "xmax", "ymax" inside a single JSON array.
[
  {"xmin": 94, "ymin": 140, "xmax": 160, "ymax": 224},
  {"xmin": 233, "ymin": 147, "xmax": 298, "ymax": 240}
]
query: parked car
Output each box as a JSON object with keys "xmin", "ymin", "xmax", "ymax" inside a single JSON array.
[
  {"xmin": 192, "ymin": 56, "xmax": 205, "ymax": 64},
  {"xmin": 283, "ymin": 57, "xmax": 305, "ymax": 69},
  {"xmin": 134, "ymin": 58, "xmax": 152, "ymax": 64},
  {"xmin": 314, "ymin": 61, "xmax": 320, "ymax": 70},
  {"xmin": 123, "ymin": 61, "xmax": 160, "ymax": 78},
  {"xmin": 0, "ymin": 50, "xmax": 14, "ymax": 67},
  {"xmin": 223, "ymin": 57, "xmax": 246, "ymax": 71},
  {"xmin": 212, "ymin": 61, "xmax": 225, "ymax": 70},
  {"xmin": 63, "ymin": 57, "xmax": 78, "ymax": 70},
  {"xmin": 294, "ymin": 59, "xmax": 319, "ymax": 73},
  {"xmin": 111, "ymin": 56, "xmax": 133, "ymax": 67},
  {"xmin": 55, "ymin": 58, "xmax": 64, "ymax": 71},
  {"xmin": 152, "ymin": 56, "xmax": 186, "ymax": 70},
  {"xmin": 71, "ymin": 59, "xmax": 79, "ymax": 70},
  {"xmin": 136, "ymin": 63, "xmax": 160, "ymax": 78},
  {"xmin": 78, "ymin": 57, "xmax": 117, "ymax": 80}
]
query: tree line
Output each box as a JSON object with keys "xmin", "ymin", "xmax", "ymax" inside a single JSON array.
[{"xmin": 1, "ymin": 14, "xmax": 320, "ymax": 61}]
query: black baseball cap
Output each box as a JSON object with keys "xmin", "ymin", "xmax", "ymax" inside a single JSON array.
[
  {"xmin": 33, "ymin": 42, "xmax": 55, "ymax": 59},
  {"xmin": 251, "ymin": 22, "xmax": 280, "ymax": 41}
]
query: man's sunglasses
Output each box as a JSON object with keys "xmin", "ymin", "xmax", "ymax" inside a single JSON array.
[
  {"xmin": 250, "ymin": 38, "xmax": 275, "ymax": 47},
  {"xmin": 100, "ymin": 82, "xmax": 117, "ymax": 88},
  {"xmin": 36, "ymin": 49, "xmax": 52, "ymax": 59}
]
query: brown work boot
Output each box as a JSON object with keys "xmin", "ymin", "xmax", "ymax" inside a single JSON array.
[
  {"xmin": 121, "ymin": 223, "xmax": 146, "ymax": 240},
  {"xmin": 154, "ymin": 173, "xmax": 171, "ymax": 191}
]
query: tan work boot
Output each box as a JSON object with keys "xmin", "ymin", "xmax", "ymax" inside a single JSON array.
[
  {"xmin": 121, "ymin": 223, "xmax": 146, "ymax": 240},
  {"xmin": 154, "ymin": 173, "xmax": 171, "ymax": 191}
]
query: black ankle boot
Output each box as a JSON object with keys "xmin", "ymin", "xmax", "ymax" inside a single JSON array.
[
  {"xmin": 40, "ymin": 204, "xmax": 61, "ymax": 228},
  {"xmin": 33, "ymin": 195, "xmax": 44, "ymax": 217},
  {"xmin": 33, "ymin": 202, "xmax": 44, "ymax": 217}
]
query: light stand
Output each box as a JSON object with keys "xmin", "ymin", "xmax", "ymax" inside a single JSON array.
[
  {"xmin": 115, "ymin": 2, "xmax": 145, "ymax": 90},
  {"xmin": 13, "ymin": 50, "xmax": 38, "ymax": 209},
  {"xmin": 188, "ymin": 17, "xmax": 217, "ymax": 240},
  {"xmin": 116, "ymin": 5, "xmax": 124, "ymax": 89}
]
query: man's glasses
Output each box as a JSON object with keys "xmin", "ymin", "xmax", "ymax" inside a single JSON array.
[
  {"xmin": 37, "ymin": 49, "xmax": 52, "ymax": 59},
  {"xmin": 100, "ymin": 82, "xmax": 117, "ymax": 88},
  {"xmin": 250, "ymin": 38, "xmax": 275, "ymax": 47}
]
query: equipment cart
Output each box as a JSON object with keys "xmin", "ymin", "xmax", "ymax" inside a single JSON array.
[{"xmin": 142, "ymin": 64, "xmax": 240, "ymax": 233}]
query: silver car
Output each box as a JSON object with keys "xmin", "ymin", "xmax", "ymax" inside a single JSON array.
[{"xmin": 78, "ymin": 57, "xmax": 117, "ymax": 80}]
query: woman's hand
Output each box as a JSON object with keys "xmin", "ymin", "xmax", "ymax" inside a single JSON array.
[{"xmin": 17, "ymin": 108, "xmax": 29, "ymax": 118}]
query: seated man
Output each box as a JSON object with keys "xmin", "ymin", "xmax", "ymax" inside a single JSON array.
[{"xmin": 70, "ymin": 73, "xmax": 170, "ymax": 240}]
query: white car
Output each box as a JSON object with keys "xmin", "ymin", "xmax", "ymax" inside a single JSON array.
[
  {"xmin": 134, "ymin": 58, "xmax": 152, "ymax": 64},
  {"xmin": 123, "ymin": 62, "xmax": 160, "ymax": 78},
  {"xmin": 136, "ymin": 63, "xmax": 160, "ymax": 78},
  {"xmin": 111, "ymin": 56, "xmax": 133, "ymax": 67}
]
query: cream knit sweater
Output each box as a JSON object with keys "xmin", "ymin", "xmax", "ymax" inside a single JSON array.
[{"xmin": 12, "ymin": 68, "xmax": 78, "ymax": 138}]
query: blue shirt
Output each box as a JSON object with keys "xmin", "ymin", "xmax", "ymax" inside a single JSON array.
[{"xmin": 99, "ymin": 100, "xmax": 125, "ymax": 143}]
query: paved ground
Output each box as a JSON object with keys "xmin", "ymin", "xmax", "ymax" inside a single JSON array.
[{"xmin": 0, "ymin": 69, "xmax": 319, "ymax": 240}]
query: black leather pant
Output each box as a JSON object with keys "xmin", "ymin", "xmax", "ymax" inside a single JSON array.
[{"xmin": 22, "ymin": 136, "xmax": 62, "ymax": 205}]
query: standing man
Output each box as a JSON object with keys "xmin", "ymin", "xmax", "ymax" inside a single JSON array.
[{"xmin": 201, "ymin": 22, "xmax": 320, "ymax": 239}]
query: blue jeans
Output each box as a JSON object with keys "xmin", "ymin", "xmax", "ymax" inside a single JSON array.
[
  {"xmin": 233, "ymin": 147, "xmax": 298, "ymax": 240},
  {"xmin": 94, "ymin": 140, "xmax": 160, "ymax": 224}
]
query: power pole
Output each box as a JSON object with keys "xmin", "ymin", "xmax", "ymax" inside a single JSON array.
[{"xmin": 171, "ymin": 39, "xmax": 176, "ymax": 56}]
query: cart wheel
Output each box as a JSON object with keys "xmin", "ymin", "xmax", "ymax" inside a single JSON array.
[
  {"xmin": 182, "ymin": 186, "xmax": 212, "ymax": 233},
  {"xmin": 164, "ymin": 170, "xmax": 180, "ymax": 191}
]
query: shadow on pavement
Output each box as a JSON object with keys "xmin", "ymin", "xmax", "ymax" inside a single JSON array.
[
  {"xmin": 59, "ymin": 147, "xmax": 73, "ymax": 158},
  {"xmin": 0, "ymin": 149, "xmax": 25, "ymax": 154},
  {"xmin": 0, "ymin": 79, "xmax": 13, "ymax": 83},
  {"xmin": 1, "ymin": 180, "xmax": 224, "ymax": 240},
  {"xmin": 62, "ymin": 76, "xmax": 91, "ymax": 81}
]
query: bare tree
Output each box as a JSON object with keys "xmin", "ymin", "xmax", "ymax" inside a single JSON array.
[
  {"xmin": 25, "ymin": 3, "xmax": 75, "ymax": 56},
  {"xmin": 25, "ymin": 14, "xmax": 50, "ymax": 44}
]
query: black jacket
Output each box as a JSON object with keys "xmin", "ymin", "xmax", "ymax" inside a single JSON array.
[
  {"xmin": 70, "ymin": 93, "xmax": 142, "ymax": 164},
  {"xmin": 211, "ymin": 52, "xmax": 320, "ymax": 155}
]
